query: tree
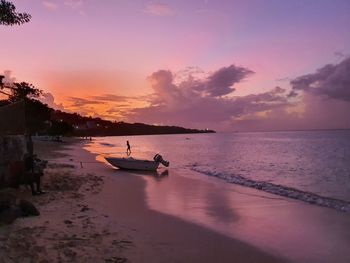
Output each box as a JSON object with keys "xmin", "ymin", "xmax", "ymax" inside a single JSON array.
[
  {"xmin": 48, "ymin": 120, "xmax": 74, "ymax": 136},
  {"xmin": 25, "ymin": 99, "xmax": 53, "ymax": 134},
  {"xmin": 0, "ymin": 0, "xmax": 31, "ymax": 26},
  {"xmin": 0, "ymin": 79, "xmax": 48, "ymax": 134},
  {"xmin": 8, "ymin": 82, "xmax": 42, "ymax": 102}
]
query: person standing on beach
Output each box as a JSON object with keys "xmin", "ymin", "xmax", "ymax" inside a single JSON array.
[{"xmin": 126, "ymin": 140, "xmax": 131, "ymax": 156}]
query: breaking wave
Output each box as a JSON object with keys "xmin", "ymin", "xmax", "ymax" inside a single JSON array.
[{"xmin": 191, "ymin": 166, "xmax": 350, "ymax": 213}]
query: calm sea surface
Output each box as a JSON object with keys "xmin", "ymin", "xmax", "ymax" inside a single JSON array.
[{"xmin": 91, "ymin": 130, "xmax": 350, "ymax": 207}]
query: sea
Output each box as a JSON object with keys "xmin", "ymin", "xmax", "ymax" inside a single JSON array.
[{"xmin": 89, "ymin": 130, "xmax": 350, "ymax": 212}]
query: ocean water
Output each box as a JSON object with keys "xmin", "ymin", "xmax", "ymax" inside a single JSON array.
[{"xmin": 90, "ymin": 130, "xmax": 350, "ymax": 212}]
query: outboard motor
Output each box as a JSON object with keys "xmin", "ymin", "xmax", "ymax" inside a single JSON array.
[{"xmin": 154, "ymin": 154, "xmax": 169, "ymax": 167}]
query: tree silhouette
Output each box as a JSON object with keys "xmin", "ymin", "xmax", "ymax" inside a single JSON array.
[
  {"xmin": 8, "ymin": 82, "xmax": 42, "ymax": 102},
  {"xmin": 0, "ymin": 0, "xmax": 31, "ymax": 26}
]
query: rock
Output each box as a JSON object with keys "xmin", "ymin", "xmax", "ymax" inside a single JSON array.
[
  {"xmin": 19, "ymin": 199, "xmax": 40, "ymax": 216},
  {"xmin": 0, "ymin": 192, "xmax": 16, "ymax": 212},
  {"xmin": 0, "ymin": 206, "xmax": 21, "ymax": 224}
]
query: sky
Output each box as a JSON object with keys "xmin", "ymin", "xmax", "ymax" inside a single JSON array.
[{"xmin": 1, "ymin": 0, "xmax": 350, "ymax": 131}]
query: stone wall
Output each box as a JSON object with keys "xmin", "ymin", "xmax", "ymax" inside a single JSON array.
[{"xmin": 0, "ymin": 135, "xmax": 27, "ymax": 188}]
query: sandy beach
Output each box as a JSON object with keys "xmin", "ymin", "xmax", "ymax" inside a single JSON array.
[
  {"xmin": 1, "ymin": 138, "xmax": 350, "ymax": 263},
  {"xmin": 2, "ymin": 1, "xmax": 350, "ymax": 262}
]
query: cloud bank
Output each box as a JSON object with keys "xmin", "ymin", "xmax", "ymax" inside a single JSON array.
[
  {"xmin": 290, "ymin": 57, "xmax": 350, "ymax": 102},
  {"xmin": 125, "ymin": 64, "xmax": 289, "ymax": 130},
  {"xmin": 55, "ymin": 58, "xmax": 350, "ymax": 131}
]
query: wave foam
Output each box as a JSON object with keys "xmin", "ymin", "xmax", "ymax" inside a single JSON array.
[{"xmin": 191, "ymin": 166, "xmax": 350, "ymax": 213}]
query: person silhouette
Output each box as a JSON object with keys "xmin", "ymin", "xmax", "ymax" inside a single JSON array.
[{"xmin": 126, "ymin": 140, "xmax": 131, "ymax": 156}]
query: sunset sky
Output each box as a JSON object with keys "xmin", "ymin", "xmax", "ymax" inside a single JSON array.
[{"xmin": 1, "ymin": 0, "xmax": 350, "ymax": 131}]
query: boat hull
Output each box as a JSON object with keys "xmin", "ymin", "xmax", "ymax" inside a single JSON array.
[{"xmin": 105, "ymin": 157, "xmax": 160, "ymax": 171}]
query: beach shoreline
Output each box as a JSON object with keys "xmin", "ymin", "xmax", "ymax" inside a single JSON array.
[
  {"xmin": 0, "ymin": 138, "xmax": 288, "ymax": 262},
  {"xmin": 1, "ymin": 137, "xmax": 350, "ymax": 263},
  {"xmin": 86, "ymin": 136, "xmax": 350, "ymax": 263}
]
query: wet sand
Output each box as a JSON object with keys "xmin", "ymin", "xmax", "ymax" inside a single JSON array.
[
  {"xmin": 140, "ymin": 169, "xmax": 350, "ymax": 263},
  {"xmin": 1, "ymin": 138, "xmax": 349, "ymax": 262},
  {"xmin": 86, "ymin": 138, "xmax": 350, "ymax": 263},
  {"xmin": 68, "ymin": 140, "xmax": 288, "ymax": 262}
]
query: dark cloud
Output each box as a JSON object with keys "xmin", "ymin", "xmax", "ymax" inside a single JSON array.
[
  {"xmin": 204, "ymin": 65, "xmax": 254, "ymax": 97},
  {"xmin": 165, "ymin": 65, "xmax": 253, "ymax": 98},
  {"xmin": 90, "ymin": 94, "xmax": 130, "ymax": 102},
  {"xmin": 62, "ymin": 92, "xmax": 153, "ymax": 121},
  {"xmin": 68, "ymin": 97, "xmax": 105, "ymax": 107},
  {"xmin": 287, "ymin": 90, "xmax": 299, "ymax": 98},
  {"xmin": 334, "ymin": 51, "xmax": 346, "ymax": 59},
  {"xmin": 146, "ymin": 64, "xmax": 254, "ymax": 105},
  {"xmin": 290, "ymin": 57, "xmax": 350, "ymax": 102}
]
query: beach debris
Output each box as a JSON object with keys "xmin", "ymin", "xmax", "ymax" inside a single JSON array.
[
  {"xmin": 80, "ymin": 205, "xmax": 90, "ymax": 212},
  {"xmin": 63, "ymin": 219, "xmax": 73, "ymax": 225}
]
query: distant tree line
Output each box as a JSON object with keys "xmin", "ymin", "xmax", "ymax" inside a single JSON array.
[
  {"xmin": 51, "ymin": 110, "xmax": 215, "ymax": 136},
  {"xmin": 0, "ymin": 78, "xmax": 214, "ymax": 136}
]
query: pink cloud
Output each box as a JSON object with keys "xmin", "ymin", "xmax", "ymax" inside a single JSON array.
[
  {"xmin": 42, "ymin": 1, "xmax": 58, "ymax": 11},
  {"xmin": 125, "ymin": 65, "xmax": 289, "ymax": 130},
  {"xmin": 64, "ymin": 0, "xmax": 84, "ymax": 9},
  {"xmin": 1, "ymin": 70, "xmax": 16, "ymax": 86},
  {"xmin": 40, "ymin": 92, "xmax": 65, "ymax": 111},
  {"xmin": 144, "ymin": 3, "xmax": 174, "ymax": 16}
]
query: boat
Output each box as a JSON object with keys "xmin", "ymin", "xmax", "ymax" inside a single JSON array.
[{"xmin": 105, "ymin": 154, "xmax": 169, "ymax": 171}]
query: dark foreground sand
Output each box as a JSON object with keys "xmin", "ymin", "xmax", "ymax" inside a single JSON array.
[{"xmin": 0, "ymin": 139, "xmax": 290, "ymax": 263}]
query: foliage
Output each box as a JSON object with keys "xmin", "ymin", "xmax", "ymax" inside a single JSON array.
[
  {"xmin": 25, "ymin": 99, "xmax": 52, "ymax": 134},
  {"xmin": 48, "ymin": 120, "xmax": 74, "ymax": 136},
  {"xmin": 9, "ymin": 82, "xmax": 42, "ymax": 102},
  {"xmin": 0, "ymin": 0, "xmax": 31, "ymax": 26},
  {"xmin": 51, "ymin": 110, "xmax": 215, "ymax": 136}
]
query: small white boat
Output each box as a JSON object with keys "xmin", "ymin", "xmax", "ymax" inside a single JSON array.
[{"xmin": 105, "ymin": 154, "xmax": 169, "ymax": 171}]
